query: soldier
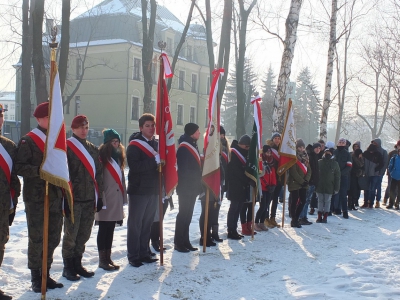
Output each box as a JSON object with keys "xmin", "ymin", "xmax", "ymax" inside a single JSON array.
[
  {"xmin": 62, "ymin": 115, "xmax": 103, "ymax": 280},
  {"xmin": 15, "ymin": 102, "xmax": 64, "ymax": 293},
  {"xmin": 0, "ymin": 104, "xmax": 21, "ymax": 300}
]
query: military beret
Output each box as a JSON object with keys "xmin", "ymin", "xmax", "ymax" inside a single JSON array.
[
  {"xmin": 33, "ymin": 102, "xmax": 49, "ymax": 118},
  {"xmin": 71, "ymin": 115, "xmax": 89, "ymax": 129}
]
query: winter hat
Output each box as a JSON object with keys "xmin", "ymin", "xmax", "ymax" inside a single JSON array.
[
  {"xmin": 396, "ymin": 140, "xmax": 400, "ymax": 147},
  {"xmin": 312, "ymin": 142, "xmax": 321, "ymax": 150},
  {"xmin": 263, "ymin": 145, "xmax": 271, "ymax": 153},
  {"xmin": 325, "ymin": 141, "xmax": 335, "ymax": 149},
  {"xmin": 318, "ymin": 139, "xmax": 325, "ymax": 145},
  {"xmin": 353, "ymin": 141, "xmax": 361, "ymax": 149},
  {"xmin": 71, "ymin": 115, "xmax": 89, "ymax": 129},
  {"xmin": 33, "ymin": 102, "xmax": 49, "ymax": 118},
  {"xmin": 271, "ymin": 132, "xmax": 281, "ymax": 140},
  {"xmin": 296, "ymin": 138, "xmax": 305, "ymax": 149},
  {"xmin": 367, "ymin": 144, "xmax": 377, "ymax": 152},
  {"xmin": 324, "ymin": 148, "xmax": 332, "ymax": 154},
  {"xmin": 184, "ymin": 123, "xmax": 199, "ymax": 136},
  {"xmin": 220, "ymin": 126, "xmax": 226, "ymax": 135},
  {"xmin": 337, "ymin": 137, "xmax": 346, "ymax": 145},
  {"xmin": 354, "ymin": 148, "xmax": 362, "ymax": 157},
  {"xmin": 103, "ymin": 128, "xmax": 120, "ymax": 144},
  {"xmin": 238, "ymin": 134, "xmax": 251, "ymax": 146}
]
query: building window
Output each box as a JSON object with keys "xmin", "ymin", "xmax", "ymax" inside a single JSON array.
[
  {"xmin": 206, "ymin": 76, "xmax": 210, "ymax": 95},
  {"xmin": 187, "ymin": 45, "xmax": 192, "ymax": 60},
  {"xmin": 179, "ymin": 70, "xmax": 185, "ymax": 90},
  {"xmin": 10, "ymin": 104, "xmax": 15, "ymax": 109},
  {"xmin": 191, "ymin": 74, "xmax": 197, "ymax": 93},
  {"xmin": 10, "ymin": 115, "xmax": 14, "ymax": 120},
  {"xmin": 133, "ymin": 58, "xmax": 141, "ymax": 80},
  {"xmin": 177, "ymin": 104, "xmax": 183, "ymax": 125},
  {"xmin": 190, "ymin": 106, "xmax": 196, "ymax": 123},
  {"xmin": 75, "ymin": 96, "xmax": 81, "ymax": 116},
  {"xmin": 76, "ymin": 58, "xmax": 82, "ymax": 80},
  {"xmin": 131, "ymin": 96, "xmax": 139, "ymax": 120},
  {"xmin": 205, "ymin": 108, "xmax": 209, "ymax": 128}
]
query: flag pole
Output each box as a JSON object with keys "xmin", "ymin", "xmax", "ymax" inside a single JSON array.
[
  {"xmin": 203, "ymin": 188, "xmax": 210, "ymax": 253},
  {"xmin": 281, "ymin": 173, "xmax": 287, "ymax": 228},
  {"xmin": 251, "ymin": 186, "xmax": 256, "ymax": 240}
]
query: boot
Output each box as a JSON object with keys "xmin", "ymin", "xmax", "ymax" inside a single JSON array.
[
  {"xmin": 0, "ymin": 289, "xmax": 12, "ymax": 300},
  {"xmin": 309, "ymin": 208, "xmax": 315, "ymax": 215},
  {"xmin": 269, "ymin": 217, "xmax": 281, "ymax": 228},
  {"xmin": 264, "ymin": 218, "xmax": 274, "ymax": 228},
  {"xmin": 227, "ymin": 229, "xmax": 242, "ymax": 240},
  {"xmin": 254, "ymin": 223, "xmax": 263, "ymax": 231},
  {"xmin": 46, "ymin": 268, "xmax": 63, "ymax": 289},
  {"xmin": 30, "ymin": 269, "xmax": 42, "ymax": 293},
  {"xmin": 106, "ymin": 249, "xmax": 120, "ymax": 270},
  {"xmin": 258, "ymin": 223, "xmax": 269, "ymax": 231},
  {"xmin": 246, "ymin": 222, "xmax": 257, "ymax": 235},
  {"xmin": 316, "ymin": 212, "xmax": 323, "ymax": 223},
  {"xmin": 322, "ymin": 212, "xmax": 328, "ymax": 223},
  {"xmin": 98, "ymin": 250, "xmax": 115, "ymax": 271},
  {"xmin": 375, "ymin": 201, "xmax": 380, "ymax": 208},
  {"xmin": 199, "ymin": 236, "xmax": 216, "ymax": 247},
  {"xmin": 360, "ymin": 202, "xmax": 369, "ymax": 208},
  {"xmin": 298, "ymin": 217, "xmax": 312, "ymax": 225},
  {"xmin": 395, "ymin": 199, "xmax": 399, "ymax": 210},
  {"xmin": 211, "ymin": 225, "xmax": 223, "ymax": 242},
  {"xmin": 343, "ymin": 211, "xmax": 349, "ymax": 219},
  {"xmin": 290, "ymin": 220, "xmax": 302, "ymax": 228},
  {"xmin": 63, "ymin": 258, "xmax": 80, "ymax": 281},
  {"xmin": 241, "ymin": 223, "xmax": 251, "ymax": 236},
  {"xmin": 351, "ymin": 204, "xmax": 358, "ymax": 211},
  {"xmin": 383, "ymin": 198, "xmax": 388, "ymax": 206},
  {"xmin": 73, "ymin": 256, "xmax": 94, "ymax": 278}
]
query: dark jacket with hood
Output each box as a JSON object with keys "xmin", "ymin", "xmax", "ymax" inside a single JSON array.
[
  {"xmin": 372, "ymin": 138, "xmax": 388, "ymax": 176},
  {"xmin": 363, "ymin": 144, "xmax": 384, "ymax": 177},
  {"xmin": 333, "ymin": 146, "xmax": 352, "ymax": 177},
  {"xmin": 127, "ymin": 132, "xmax": 159, "ymax": 195},
  {"xmin": 176, "ymin": 134, "xmax": 203, "ymax": 196},
  {"xmin": 226, "ymin": 140, "xmax": 250, "ymax": 202},
  {"xmin": 306, "ymin": 144, "xmax": 320, "ymax": 187}
]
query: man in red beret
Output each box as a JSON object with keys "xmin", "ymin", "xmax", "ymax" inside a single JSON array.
[
  {"xmin": 15, "ymin": 102, "xmax": 64, "ymax": 292},
  {"xmin": 62, "ymin": 115, "xmax": 103, "ymax": 281}
]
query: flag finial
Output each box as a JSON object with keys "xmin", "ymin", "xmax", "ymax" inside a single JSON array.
[
  {"xmin": 158, "ymin": 41, "xmax": 166, "ymax": 53},
  {"xmin": 49, "ymin": 25, "xmax": 58, "ymax": 49}
]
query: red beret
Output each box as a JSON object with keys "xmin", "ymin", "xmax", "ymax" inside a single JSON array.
[
  {"xmin": 33, "ymin": 102, "xmax": 49, "ymax": 118},
  {"xmin": 71, "ymin": 115, "xmax": 89, "ymax": 129}
]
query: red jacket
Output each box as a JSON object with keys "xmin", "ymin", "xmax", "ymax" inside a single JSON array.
[{"xmin": 259, "ymin": 160, "xmax": 277, "ymax": 191}]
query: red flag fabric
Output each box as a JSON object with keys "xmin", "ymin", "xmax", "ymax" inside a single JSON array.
[
  {"xmin": 202, "ymin": 68, "xmax": 224, "ymax": 199},
  {"xmin": 156, "ymin": 54, "xmax": 178, "ymax": 197}
]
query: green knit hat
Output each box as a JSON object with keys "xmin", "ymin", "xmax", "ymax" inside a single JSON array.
[{"xmin": 103, "ymin": 128, "xmax": 120, "ymax": 144}]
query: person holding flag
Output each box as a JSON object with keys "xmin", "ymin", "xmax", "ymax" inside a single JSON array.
[{"xmin": 0, "ymin": 104, "xmax": 21, "ymax": 300}]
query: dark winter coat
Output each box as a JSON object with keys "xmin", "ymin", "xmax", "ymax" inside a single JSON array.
[
  {"xmin": 351, "ymin": 149, "xmax": 364, "ymax": 178},
  {"xmin": 372, "ymin": 138, "xmax": 388, "ymax": 175},
  {"xmin": 127, "ymin": 132, "xmax": 159, "ymax": 195},
  {"xmin": 176, "ymin": 134, "xmax": 203, "ymax": 196},
  {"xmin": 226, "ymin": 140, "xmax": 250, "ymax": 202},
  {"xmin": 287, "ymin": 161, "xmax": 312, "ymax": 192},
  {"xmin": 363, "ymin": 144, "xmax": 384, "ymax": 177},
  {"xmin": 333, "ymin": 147, "xmax": 352, "ymax": 176},
  {"xmin": 306, "ymin": 144, "xmax": 320, "ymax": 187},
  {"xmin": 316, "ymin": 156, "xmax": 341, "ymax": 194}
]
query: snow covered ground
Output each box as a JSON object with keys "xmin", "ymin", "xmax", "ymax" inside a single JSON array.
[{"xmin": 2, "ymin": 176, "xmax": 400, "ymax": 300}]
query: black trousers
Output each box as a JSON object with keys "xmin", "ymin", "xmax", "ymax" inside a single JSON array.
[
  {"xmin": 174, "ymin": 193, "xmax": 197, "ymax": 247},
  {"xmin": 97, "ymin": 221, "xmax": 116, "ymax": 251},
  {"xmin": 227, "ymin": 200, "xmax": 244, "ymax": 231},
  {"xmin": 289, "ymin": 188, "xmax": 307, "ymax": 221},
  {"xmin": 199, "ymin": 198, "xmax": 220, "ymax": 237},
  {"xmin": 240, "ymin": 202, "xmax": 253, "ymax": 224},
  {"xmin": 270, "ymin": 183, "xmax": 283, "ymax": 218},
  {"xmin": 150, "ymin": 199, "xmax": 169, "ymax": 244}
]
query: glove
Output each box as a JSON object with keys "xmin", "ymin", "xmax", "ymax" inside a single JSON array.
[
  {"xmin": 97, "ymin": 198, "xmax": 103, "ymax": 212},
  {"xmin": 9, "ymin": 205, "xmax": 16, "ymax": 226},
  {"xmin": 155, "ymin": 154, "xmax": 160, "ymax": 164},
  {"xmin": 301, "ymin": 180, "xmax": 309, "ymax": 188}
]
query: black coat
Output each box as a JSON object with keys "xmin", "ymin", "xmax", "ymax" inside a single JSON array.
[
  {"xmin": 226, "ymin": 140, "xmax": 250, "ymax": 202},
  {"xmin": 306, "ymin": 144, "xmax": 320, "ymax": 187},
  {"xmin": 126, "ymin": 132, "xmax": 159, "ymax": 195},
  {"xmin": 176, "ymin": 134, "xmax": 203, "ymax": 196}
]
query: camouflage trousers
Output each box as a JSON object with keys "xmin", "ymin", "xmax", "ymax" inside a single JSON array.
[
  {"xmin": 62, "ymin": 201, "xmax": 95, "ymax": 259},
  {"xmin": 25, "ymin": 198, "xmax": 63, "ymax": 270},
  {"xmin": 0, "ymin": 208, "xmax": 10, "ymax": 267}
]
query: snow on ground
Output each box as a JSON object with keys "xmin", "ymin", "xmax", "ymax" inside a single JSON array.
[{"xmin": 2, "ymin": 175, "xmax": 400, "ymax": 300}]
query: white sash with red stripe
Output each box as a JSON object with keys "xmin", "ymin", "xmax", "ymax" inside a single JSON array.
[
  {"xmin": 178, "ymin": 142, "xmax": 201, "ymax": 166},
  {"xmin": 271, "ymin": 148, "xmax": 280, "ymax": 161},
  {"xmin": 231, "ymin": 148, "xmax": 246, "ymax": 166},
  {"xmin": 26, "ymin": 128, "xmax": 46, "ymax": 152},
  {"xmin": 67, "ymin": 137, "xmax": 99, "ymax": 207},
  {"xmin": 105, "ymin": 158, "xmax": 124, "ymax": 197},
  {"xmin": 0, "ymin": 143, "xmax": 15, "ymax": 208},
  {"xmin": 129, "ymin": 139, "xmax": 157, "ymax": 158},
  {"xmin": 221, "ymin": 151, "xmax": 228, "ymax": 163},
  {"xmin": 296, "ymin": 160, "xmax": 308, "ymax": 175}
]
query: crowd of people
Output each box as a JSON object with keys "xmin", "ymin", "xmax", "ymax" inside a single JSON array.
[{"xmin": 0, "ymin": 102, "xmax": 398, "ymax": 299}]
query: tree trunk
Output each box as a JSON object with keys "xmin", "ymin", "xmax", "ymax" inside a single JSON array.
[
  {"xmin": 319, "ymin": 0, "xmax": 337, "ymax": 141},
  {"xmin": 205, "ymin": 0, "xmax": 215, "ymax": 74},
  {"xmin": 59, "ymin": 0, "xmax": 70, "ymax": 95},
  {"xmin": 21, "ymin": 0, "xmax": 33, "ymax": 136},
  {"xmin": 32, "ymin": 0, "xmax": 48, "ymax": 104},
  {"xmin": 141, "ymin": 0, "xmax": 157, "ymax": 113},
  {"xmin": 272, "ymin": 0, "xmax": 303, "ymax": 133}
]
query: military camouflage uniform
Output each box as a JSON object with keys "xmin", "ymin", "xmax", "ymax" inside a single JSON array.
[
  {"xmin": 15, "ymin": 126, "xmax": 63, "ymax": 270},
  {"xmin": 0, "ymin": 135, "xmax": 21, "ymax": 267},
  {"xmin": 62, "ymin": 134, "xmax": 103, "ymax": 259}
]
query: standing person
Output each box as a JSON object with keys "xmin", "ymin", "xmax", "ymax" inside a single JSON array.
[
  {"xmin": 63, "ymin": 115, "xmax": 104, "ymax": 281},
  {"xmin": 387, "ymin": 147, "xmax": 400, "ymax": 209},
  {"xmin": 254, "ymin": 145, "xmax": 276, "ymax": 231},
  {"xmin": 383, "ymin": 142, "xmax": 400, "ymax": 206},
  {"xmin": 96, "ymin": 129, "xmax": 127, "ymax": 271},
  {"xmin": 288, "ymin": 139, "xmax": 312, "ymax": 228},
  {"xmin": 315, "ymin": 148, "xmax": 340, "ymax": 223},
  {"xmin": 0, "ymin": 104, "xmax": 21, "ymax": 300},
  {"xmin": 174, "ymin": 123, "xmax": 203, "ymax": 252},
  {"xmin": 309, "ymin": 139, "xmax": 326, "ymax": 215},
  {"xmin": 361, "ymin": 144, "xmax": 383, "ymax": 208},
  {"xmin": 371, "ymin": 138, "xmax": 388, "ymax": 208},
  {"xmin": 15, "ymin": 102, "xmax": 64, "ymax": 292},
  {"xmin": 332, "ymin": 138, "xmax": 352, "ymax": 219},
  {"xmin": 127, "ymin": 113, "xmax": 160, "ymax": 266},
  {"xmin": 298, "ymin": 143, "xmax": 321, "ymax": 225},
  {"xmin": 226, "ymin": 135, "xmax": 251, "ymax": 239},
  {"xmin": 348, "ymin": 147, "xmax": 364, "ymax": 210},
  {"xmin": 265, "ymin": 132, "xmax": 282, "ymax": 228}
]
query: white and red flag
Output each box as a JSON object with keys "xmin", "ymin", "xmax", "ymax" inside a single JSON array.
[
  {"xmin": 156, "ymin": 53, "xmax": 178, "ymax": 197},
  {"xmin": 40, "ymin": 50, "xmax": 74, "ymax": 220},
  {"xmin": 277, "ymin": 99, "xmax": 297, "ymax": 176},
  {"xmin": 251, "ymin": 93, "xmax": 262, "ymax": 150},
  {"xmin": 202, "ymin": 68, "xmax": 224, "ymax": 199}
]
